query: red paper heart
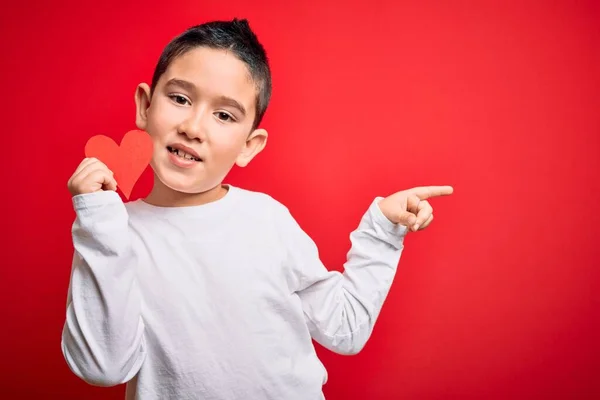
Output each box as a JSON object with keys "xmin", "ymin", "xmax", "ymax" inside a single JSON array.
[{"xmin": 84, "ymin": 130, "xmax": 154, "ymax": 199}]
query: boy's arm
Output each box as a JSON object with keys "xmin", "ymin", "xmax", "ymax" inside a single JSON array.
[
  {"xmin": 279, "ymin": 198, "xmax": 406, "ymax": 355},
  {"xmin": 61, "ymin": 190, "xmax": 145, "ymax": 386},
  {"xmin": 280, "ymin": 186, "xmax": 453, "ymax": 355}
]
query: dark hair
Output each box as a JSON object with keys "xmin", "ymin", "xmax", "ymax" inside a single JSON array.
[{"xmin": 150, "ymin": 18, "xmax": 272, "ymax": 129}]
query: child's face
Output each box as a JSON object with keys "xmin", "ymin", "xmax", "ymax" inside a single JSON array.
[{"xmin": 134, "ymin": 47, "xmax": 267, "ymax": 195}]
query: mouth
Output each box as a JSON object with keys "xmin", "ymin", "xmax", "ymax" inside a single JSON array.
[{"xmin": 167, "ymin": 146, "xmax": 202, "ymax": 162}]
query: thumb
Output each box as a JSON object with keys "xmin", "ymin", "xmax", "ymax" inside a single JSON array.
[
  {"xmin": 395, "ymin": 211, "xmax": 417, "ymax": 227},
  {"xmin": 103, "ymin": 173, "xmax": 118, "ymax": 192},
  {"xmin": 107, "ymin": 178, "xmax": 118, "ymax": 192},
  {"xmin": 107, "ymin": 169, "xmax": 118, "ymax": 191}
]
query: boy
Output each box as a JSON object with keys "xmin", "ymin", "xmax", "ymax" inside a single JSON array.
[{"xmin": 61, "ymin": 18, "xmax": 453, "ymax": 399}]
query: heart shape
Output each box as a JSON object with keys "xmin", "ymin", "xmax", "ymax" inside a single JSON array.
[{"xmin": 84, "ymin": 130, "xmax": 154, "ymax": 199}]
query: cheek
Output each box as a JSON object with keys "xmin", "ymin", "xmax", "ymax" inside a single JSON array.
[
  {"xmin": 209, "ymin": 129, "xmax": 247, "ymax": 160},
  {"xmin": 147, "ymin": 100, "xmax": 179, "ymax": 136}
]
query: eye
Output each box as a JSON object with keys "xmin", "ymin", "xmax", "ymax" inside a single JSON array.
[
  {"xmin": 215, "ymin": 111, "xmax": 235, "ymax": 122},
  {"xmin": 169, "ymin": 94, "xmax": 191, "ymax": 106}
]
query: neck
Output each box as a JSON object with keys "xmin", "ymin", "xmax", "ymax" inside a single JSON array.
[{"xmin": 143, "ymin": 174, "xmax": 228, "ymax": 207}]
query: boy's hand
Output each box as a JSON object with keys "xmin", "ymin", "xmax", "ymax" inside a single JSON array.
[
  {"xmin": 378, "ymin": 186, "xmax": 453, "ymax": 232},
  {"xmin": 67, "ymin": 157, "xmax": 118, "ymax": 196}
]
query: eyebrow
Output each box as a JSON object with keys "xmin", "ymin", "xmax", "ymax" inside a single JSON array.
[
  {"xmin": 217, "ymin": 95, "xmax": 247, "ymax": 117},
  {"xmin": 165, "ymin": 78, "xmax": 196, "ymax": 93},
  {"xmin": 165, "ymin": 78, "xmax": 247, "ymax": 117}
]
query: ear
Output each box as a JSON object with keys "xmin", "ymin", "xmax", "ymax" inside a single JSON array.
[
  {"xmin": 235, "ymin": 128, "xmax": 268, "ymax": 167},
  {"xmin": 134, "ymin": 83, "xmax": 152, "ymax": 131}
]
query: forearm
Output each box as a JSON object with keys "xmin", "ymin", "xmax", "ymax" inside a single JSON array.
[
  {"xmin": 299, "ymin": 198, "xmax": 407, "ymax": 355},
  {"xmin": 61, "ymin": 191, "xmax": 145, "ymax": 386}
]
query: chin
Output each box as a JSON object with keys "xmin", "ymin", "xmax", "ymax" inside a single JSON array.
[
  {"xmin": 159, "ymin": 173, "xmax": 210, "ymax": 194},
  {"xmin": 153, "ymin": 166, "xmax": 218, "ymax": 195}
]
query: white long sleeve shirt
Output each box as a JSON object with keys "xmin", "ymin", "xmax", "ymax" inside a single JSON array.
[{"xmin": 61, "ymin": 184, "xmax": 407, "ymax": 399}]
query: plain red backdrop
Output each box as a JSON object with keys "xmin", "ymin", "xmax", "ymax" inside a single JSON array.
[{"xmin": 1, "ymin": 0, "xmax": 599, "ymax": 398}]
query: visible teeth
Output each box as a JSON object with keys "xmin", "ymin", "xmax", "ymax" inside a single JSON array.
[{"xmin": 168, "ymin": 146, "xmax": 200, "ymax": 161}]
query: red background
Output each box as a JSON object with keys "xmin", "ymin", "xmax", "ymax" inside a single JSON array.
[{"xmin": 2, "ymin": 0, "xmax": 599, "ymax": 399}]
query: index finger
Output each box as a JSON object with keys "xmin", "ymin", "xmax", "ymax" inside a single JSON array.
[{"xmin": 409, "ymin": 185, "xmax": 454, "ymax": 200}]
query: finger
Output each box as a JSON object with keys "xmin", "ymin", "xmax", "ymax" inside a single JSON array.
[
  {"xmin": 71, "ymin": 161, "xmax": 111, "ymax": 191},
  {"xmin": 406, "ymin": 195, "xmax": 421, "ymax": 214},
  {"xmin": 74, "ymin": 157, "xmax": 99, "ymax": 176},
  {"xmin": 69, "ymin": 158, "xmax": 96, "ymax": 187},
  {"xmin": 420, "ymin": 214, "xmax": 434, "ymax": 230},
  {"xmin": 413, "ymin": 200, "xmax": 433, "ymax": 231},
  {"xmin": 76, "ymin": 160, "xmax": 111, "ymax": 183},
  {"xmin": 86, "ymin": 170, "xmax": 117, "ymax": 192},
  {"xmin": 104, "ymin": 175, "xmax": 118, "ymax": 191},
  {"xmin": 395, "ymin": 211, "xmax": 417, "ymax": 227},
  {"xmin": 70, "ymin": 158, "xmax": 101, "ymax": 186},
  {"xmin": 410, "ymin": 185, "xmax": 454, "ymax": 200}
]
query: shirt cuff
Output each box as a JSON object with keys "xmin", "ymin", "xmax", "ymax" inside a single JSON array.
[
  {"xmin": 72, "ymin": 190, "xmax": 122, "ymax": 211},
  {"xmin": 368, "ymin": 197, "xmax": 408, "ymax": 247}
]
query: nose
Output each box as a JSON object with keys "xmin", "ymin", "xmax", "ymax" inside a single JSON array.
[{"xmin": 178, "ymin": 109, "xmax": 207, "ymax": 142}]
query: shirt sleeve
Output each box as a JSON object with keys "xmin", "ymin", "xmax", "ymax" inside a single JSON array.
[
  {"xmin": 278, "ymin": 197, "xmax": 407, "ymax": 355},
  {"xmin": 61, "ymin": 190, "xmax": 146, "ymax": 386}
]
